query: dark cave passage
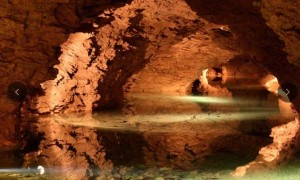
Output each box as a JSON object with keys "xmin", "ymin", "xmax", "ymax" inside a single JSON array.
[{"xmin": 185, "ymin": 0, "xmax": 300, "ymax": 111}]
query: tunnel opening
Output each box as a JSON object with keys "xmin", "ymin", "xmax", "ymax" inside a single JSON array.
[
  {"xmin": 191, "ymin": 79, "xmax": 201, "ymax": 96},
  {"xmin": 184, "ymin": 54, "xmax": 299, "ymax": 175}
]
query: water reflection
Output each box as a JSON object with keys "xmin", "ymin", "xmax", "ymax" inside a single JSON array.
[
  {"xmin": 17, "ymin": 108, "xmax": 278, "ymax": 179},
  {"xmin": 3, "ymin": 68, "xmax": 297, "ymax": 179}
]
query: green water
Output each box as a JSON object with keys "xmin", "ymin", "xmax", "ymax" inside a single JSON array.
[
  {"xmin": 1, "ymin": 152, "xmax": 300, "ymax": 179},
  {"xmin": 0, "ymin": 89, "xmax": 295, "ymax": 179}
]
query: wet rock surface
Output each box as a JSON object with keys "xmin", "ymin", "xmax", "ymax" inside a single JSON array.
[
  {"xmin": 19, "ymin": 115, "xmax": 113, "ymax": 179},
  {"xmin": 0, "ymin": 0, "xmax": 131, "ymax": 146},
  {"xmin": 18, "ymin": 70, "xmax": 289, "ymax": 179},
  {"xmin": 18, "ymin": 111, "xmax": 271, "ymax": 179},
  {"xmin": 0, "ymin": 0, "xmax": 300, "ymax": 179}
]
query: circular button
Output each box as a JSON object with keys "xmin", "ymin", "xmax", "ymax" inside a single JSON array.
[
  {"xmin": 7, "ymin": 81, "xmax": 28, "ymax": 102},
  {"xmin": 278, "ymin": 82, "xmax": 297, "ymax": 102}
]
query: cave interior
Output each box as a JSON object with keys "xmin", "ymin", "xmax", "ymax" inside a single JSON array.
[{"xmin": 0, "ymin": 0, "xmax": 300, "ymax": 179}]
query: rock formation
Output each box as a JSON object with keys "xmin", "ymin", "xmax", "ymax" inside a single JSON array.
[{"xmin": 0, "ymin": 0, "xmax": 300, "ymax": 178}]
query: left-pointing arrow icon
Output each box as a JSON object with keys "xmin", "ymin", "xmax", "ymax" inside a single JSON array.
[
  {"xmin": 15, "ymin": 89, "xmax": 19, "ymax": 96},
  {"xmin": 7, "ymin": 81, "xmax": 28, "ymax": 102}
]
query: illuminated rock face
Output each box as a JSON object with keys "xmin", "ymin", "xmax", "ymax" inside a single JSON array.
[
  {"xmin": 233, "ymin": 75, "xmax": 298, "ymax": 176},
  {"xmin": 0, "ymin": 0, "xmax": 130, "ymax": 145},
  {"xmin": 27, "ymin": 0, "xmax": 300, "ymax": 114},
  {"xmin": 260, "ymin": 0, "xmax": 300, "ymax": 66},
  {"xmin": 30, "ymin": 0, "xmax": 210, "ymax": 113},
  {"xmin": 20, "ymin": 115, "xmax": 113, "ymax": 179},
  {"xmin": 0, "ymin": 0, "xmax": 300, "ymax": 178}
]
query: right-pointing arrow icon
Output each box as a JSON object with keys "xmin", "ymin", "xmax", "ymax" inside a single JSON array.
[
  {"xmin": 15, "ymin": 89, "xmax": 19, "ymax": 96},
  {"xmin": 285, "ymin": 89, "xmax": 290, "ymax": 95},
  {"xmin": 277, "ymin": 82, "xmax": 297, "ymax": 102}
]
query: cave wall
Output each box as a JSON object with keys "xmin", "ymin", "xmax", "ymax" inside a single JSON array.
[
  {"xmin": 260, "ymin": 0, "xmax": 300, "ymax": 66},
  {"xmin": 0, "ymin": 0, "xmax": 72, "ymax": 146},
  {"xmin": 1, "ymin": 0, "xmax": 298, "ymax": 115},
  {"xmin": 1, "ymin": 0, "xmax": 299, "ymax": 113},
  {"xmin": 30, "ymin": 0, "xmax": 207, "ymax": 114},
  {"xmin": 20, "ymin": 115, "xmax": 113, "ymax": 179},
  {"xmin": 0, "ymin": 0, "xmax": 300, "ymax": 178},
  {"xmin": 23, "ymin": 0, "xmax": 300, "ymax": 114},
  {"xmin": 0, "ymin": 0, "xmax": 130, "ymax": 145}
]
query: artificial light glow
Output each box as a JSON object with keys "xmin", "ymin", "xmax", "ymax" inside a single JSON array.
[
  {"xmin": 264, "ymin": 76, "xmax": 279, "ymax": 92},
  {"xmin": 172, "ymin": 95, "xmax": 277, "ymax": 106},
  {"xmin": 0, "ymin": 166, "xmax": 45, "ymax": 175},
  {"xmin": 129, "ymin": 93, "xmax": 269, "ymax": 105},
  {"xmin": 262, "ymin": 75, "xmax": 291, "ymax": 102},
  {"xmin": 201, "ymin": 68, "xmax": 209, "ymax": 84},
  {"xmin": 174, "ymin": 96, "xmax": 233, "ymax": 104},
  {"xmin": 0, "ymin": 168, "xmax": 28, "ymax": 173},
  {"xmin": 37, "ymin": 166, "xmax": 45, "ymax": 175},
  {"xmin": 51, "ymin": 110, "xmax": 280, "ymax": 133}
]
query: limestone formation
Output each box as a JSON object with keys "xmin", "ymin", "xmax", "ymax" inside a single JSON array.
[{"xmin": 0, "ymin": 0, "xmax": 300, "ymax": 179}]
